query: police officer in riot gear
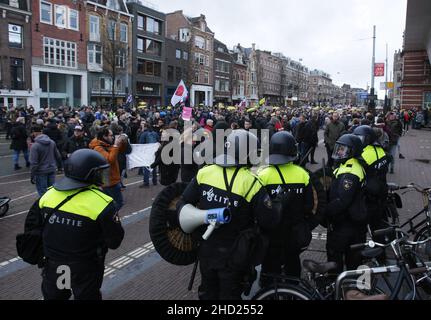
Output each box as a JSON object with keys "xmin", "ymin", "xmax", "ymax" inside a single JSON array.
[
  {"xmin": 325, "ymin": 134, "xmax": 367, "ymax": 274},
  {"xmin": 353, "ymin": 125, "xmax": 389, "ymax": 235},
  {"xmin": 177, "ymin": 130, "xmax": 281, "ymax": 300},
  {"xmin": 258, "ymin": 132, "xmax": 316, "ymax": 282},
  {"xmin": 24, "ymin": 149, "xmax": 124, "ymax": 300}
]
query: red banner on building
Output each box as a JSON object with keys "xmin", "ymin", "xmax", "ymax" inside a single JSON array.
[{"xmin": 374, "ymin": 63, "xmax": 385, "ymax": 77}]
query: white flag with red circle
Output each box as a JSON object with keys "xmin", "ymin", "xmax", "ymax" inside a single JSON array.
[{"xmin": 171, "ymin": 80, "xmax": 188, "ymax": 106}]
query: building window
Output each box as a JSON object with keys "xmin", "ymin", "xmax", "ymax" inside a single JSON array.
[
  {"xmin": 176, "ymin": 67, "xmax": 181, "ymax": 82},
  {"xmin": 145, "ymin": 39, "xmax": 162, "ymax": 56},
  {"xmin": 69, "ymin": 9, "xmax": 79, "ymax": 31},
  {"xmin": 206, "ymin": 39, "xmax": 211, "ymax": 51},
  {"xmin": 204, "ymin": 71, "xmax": 209, "ymax": 84},
  {"xmin": 88, "ymin": 44, "xmax": 102, "ymax": 66},
  {"xmin": 115, "ymin": 50, "xmax": 126, "ymax": 68},
  {"xmin": 120, "ymin": 23, "xmax": 128, "ymax": 43},
  {"xmin": 137, "ymin": 15, "xmax": 144, "ymax": 30},
  {"xmin": 167, "ymin": 66, "xmax": 174, "ymax": 82},
  {"xmin": 146, "ymin": 17, "xmax": 160, "ymax": 35},
  {"xmin": 116, "ymin": 79, "xmax": 122, "ymax": 91},
  {"xmin": 176, "ymin": 49, "xmax": 181, "ymax": 59},
  {"xmin": 215, "ymin": 79, "xmax": 220, "ymax": 91},
  {"xmin": 43, "ymin": 37, "xmax": 77, "ymax": 68},
  {"xmin": 100, "ymin": 77, "xmax": 112, "ymax": 91},
  {"xmin": 8, "ymin": 24, "xmax": 23, "ymax": 49},
  {"xmin": 10, "ymin": 58, "xmax": 24, "ymax": 90},
  {"xmin": 108, "ymin": 20, "xmax": 116, "ymax": 41},
  {"xmin": 194, "ymin": 36, "xmax": 205, "ymax": 49},
  {"xmin": 183, "ymin": 51, "xmax": 188, "ymax": 60},
  {"xmin": 194, "ymin": 71, "xmax": 199, "ymax": 83},
  {"xmin": 89, "ymin": 15, "xmax": 100, "ymax": 42},
  {"xmin": 40, "ymin": 1, "xmax": 52, "ymax": 24},
  {"xmin": 54, "ymin": 5, "xmax": 66, "ymax": 28},
  {"xmin": 137, "ymin": 38, "xmax": 144, "ymax": 53}
]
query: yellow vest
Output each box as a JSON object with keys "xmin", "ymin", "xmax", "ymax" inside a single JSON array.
[
  {"xmin": 333, "ymin": 158, "xmax": 365, "ymax": 182},
  {"xmin": 196, "ymin": 165, "xmax": 262, "ymax": 203},
  {"xmin": 39, "ymin": 187, "xmax": 113, "ymax": 221},
  {"xmin": 257, "ymin": 163, "xmax": 310, "ymax": 186}
]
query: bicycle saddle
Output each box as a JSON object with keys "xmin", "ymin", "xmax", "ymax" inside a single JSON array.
[
  {"xmin": 345, "ymin": 290, "xmax": 389, "ymax": 301},
  {"xmin": 361, "ymin": 247, "xmax": 384, "ymax": 259},
  {"xmin": 302, "ymin": 260, "xmax": 337, "ymax": 274},
  {"xmin": 387, "ymin": 183, "xmax": 399, "ymax": 191}
]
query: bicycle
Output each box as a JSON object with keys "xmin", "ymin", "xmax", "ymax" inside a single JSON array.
[
  {"xmin": 344, "ymin": 227, "xmax": 431, "ymax": 300},
  {"xmin": 252, "ymin": 258, "xmax": 386, "ymax": 300},
  {"xmin": 384, "ymin": 183, "xmax": 431, "ymax": 265}
]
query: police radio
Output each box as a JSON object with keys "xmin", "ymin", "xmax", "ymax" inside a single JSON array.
[{"xmin": 178, "ymin": 204, "xmax": 231, "ymax": 240}]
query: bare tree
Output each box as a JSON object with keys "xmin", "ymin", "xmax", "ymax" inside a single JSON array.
[{"xmin": 103, "ymin": 20, "xmax": 127, "ymax": 107}]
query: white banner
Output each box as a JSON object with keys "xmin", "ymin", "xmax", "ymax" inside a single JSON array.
[{"xmin": 126, "ymin": 143, "xmax": 160, "ymax": 170}]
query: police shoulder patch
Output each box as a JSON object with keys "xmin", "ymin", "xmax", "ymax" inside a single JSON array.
[{"xmin": 343, "ymin": 179, "xmax": 353, "ymax": 191}]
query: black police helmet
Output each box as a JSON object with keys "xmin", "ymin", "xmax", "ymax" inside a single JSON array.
[
  {"xmin": 214, "ymin": 130, "xmax": 258, "ymax": 168},
  {"xmin": 268, "ymin": 131, "xmax": 298, "ymax": 165},
  {"xmin": 332, "ymin": 134, "xmax": 363, "ymax": 161},
  {"xmin": 353, "ymin": 125, "xmax": 378, "ymax": 147},
  {"xmin": 54, "ymin": 149, "xmax": 110, "ymax": 191}
]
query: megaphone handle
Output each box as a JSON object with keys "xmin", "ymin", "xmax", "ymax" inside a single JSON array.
[{"xmin": 202, "ymin": 223, "xmax": 216, "ymax": 240}]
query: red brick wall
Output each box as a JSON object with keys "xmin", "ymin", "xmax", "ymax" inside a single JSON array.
[
  {"xmin": 401, "ymin": 50, "xmax": 431, "ymax": 110},
  {"xmin": 31, "ymin": 0, "xmax": 87, "ymax": 67}
]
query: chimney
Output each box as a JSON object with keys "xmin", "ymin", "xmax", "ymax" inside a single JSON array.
[{"xmin": 252, "ymin": 43, "xmax": 256, "ymax": 50}]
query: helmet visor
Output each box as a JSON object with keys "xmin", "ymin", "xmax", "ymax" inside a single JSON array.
[
  {"xmin": 86, "ymin": 164, "xmax": 110, "ymax": 187},
  {"xmin": 332, "ymin": 143, "xmax": 352, "ymax": 160},
  {"xmin": 356, "ymin": 135, "xmax": 366, "ymax": 145}
]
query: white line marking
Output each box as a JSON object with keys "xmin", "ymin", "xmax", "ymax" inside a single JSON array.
[
  {"xmin": 128, "ymin": 247, "xmax": 145, "ymax": 256},
  {"xmin": 133, "ymin": 250, "xmax": 150, "ymax": 258},
  {"xmin": 110, "ymin": 256, "xmax": 130, "ymax": 266},
  {"xmin": 0, "ymin": 171, "xmax": 31, "ymax": 179},
  {"xmin": 10, "ymin": 192, "xmax": 37, "ymax": 203},
  {"xmin": 116, "ymin": 258, "xmax": 133, "ymax": 268},
  {"xmin": 0, "ymin": 179, "xmax": 30, "ymax": 185},
  {"xmin": 0, "ymin": 210, "xmax": 28, "ymax": 220}
]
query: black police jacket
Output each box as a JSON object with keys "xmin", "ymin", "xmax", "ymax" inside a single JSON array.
[{"xmin": 24, "ymin": 187, "xmax": 124, "ymax": 263}]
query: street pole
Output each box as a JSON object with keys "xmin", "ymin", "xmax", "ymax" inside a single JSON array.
[
  {"xmin": 369, "ymin": 25, "xmax": 376, "ymax": 114},
  {"xmin": 384, "ymin": 43, "xmax": 389, "ymax": 114}
]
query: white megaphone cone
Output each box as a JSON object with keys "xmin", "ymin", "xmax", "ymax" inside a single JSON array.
[{"xmin": 178, "ymin": 204, "xmax": 231, "ymax": 240}]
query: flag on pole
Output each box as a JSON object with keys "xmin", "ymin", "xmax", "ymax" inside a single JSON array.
[
  {"xmin": 259, "ymin": 97, "xmax": 266, "ymax": 106},
  {"xmin": 126, "ymin": 94, "xmax": 133, "ymax": 104},
  {"xmin": 171, "ymin": 80, "xmax": 188, "ymax": 106},
  {"xmin": 239, "ymin": 98, "xmax": 247, "ymax": 111}
]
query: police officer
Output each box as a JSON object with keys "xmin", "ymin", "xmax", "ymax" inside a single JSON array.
[
  {"xmin": 353, "ymin": 125, "xmax": 389, "ymax": 236},
  {"xmin": 258, "ymin": 132, "xmax": 316, "ymax": 281},
  {"xmin": 24, "ymin": 149, "xmax": 124, "ymax": 300},
  {"xmin": 325, "ymin": 134, "xmax": 367, "ymax": 274},
  {"xmin": 177, "ymin": 130, "xmax": 281, "ymax": 300}
]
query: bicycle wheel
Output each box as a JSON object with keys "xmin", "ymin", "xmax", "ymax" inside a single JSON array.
[
  {"xmin": 252, "ymin": 284, "xmax": 314, "ymax": 300},
  {"xmin": 412, "ymin": 226, "xmax": 431, "ymax": 293},
  {"xmin": 0, "ymin": 203, "xmax": 8, "ymax": 218}
]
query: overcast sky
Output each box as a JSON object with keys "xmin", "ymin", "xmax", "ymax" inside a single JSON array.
[{"xmin": 151, "ymin": 0, "xmax": 408, "ymax": 99}]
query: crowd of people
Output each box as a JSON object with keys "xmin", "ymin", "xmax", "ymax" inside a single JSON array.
[
  {"xmin": 6, "ymin": 101, "xmax": 428, "ymax": 300},
  {"xmin": 1, "ymin": 103, "xmax": 419, "ymax": 199}
]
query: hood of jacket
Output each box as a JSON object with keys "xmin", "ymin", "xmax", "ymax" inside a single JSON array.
[{"xmin": 35, "ymin": 134, "xmax": 53, "ymax": 145}]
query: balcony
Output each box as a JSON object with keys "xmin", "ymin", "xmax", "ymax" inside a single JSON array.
[{"xmin": 10, "ymin": 81, "xmax": 26, "ymax": 91}]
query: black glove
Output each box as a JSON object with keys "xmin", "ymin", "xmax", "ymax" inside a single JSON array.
[{"xmin": 30, "ymin": 176, "xmax": 35, "ymax": 184}]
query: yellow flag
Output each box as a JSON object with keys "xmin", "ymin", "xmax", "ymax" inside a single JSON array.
[{"xmin": 259, "ymin": 98, "xmax": 266, "ymax": 106}]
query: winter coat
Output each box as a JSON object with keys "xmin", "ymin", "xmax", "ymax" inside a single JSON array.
[
  {"xmin": 29, "ymin": 134, "xmax": 61, "ymax": 176},
  {"xmin": 10, "ymin": 123, "xmax": 28, "ymax": 151},
  {"xmin": 324, "ymin": 121, "xmax": 346, "ymax": 150},
  {"xmin": 89, "ymin": 138, "xmax": 121, "ymax": 187}
]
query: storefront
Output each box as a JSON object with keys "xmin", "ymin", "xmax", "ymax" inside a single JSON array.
[
  {"xmin": 136, "ymin": 82, "xmax": 162, "ymax": 107},
  {"xmin": 31, "ymin": 66, "xmax": 88, "ymax": 111}
]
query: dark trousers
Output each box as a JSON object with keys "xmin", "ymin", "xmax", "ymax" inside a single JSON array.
[
  {"xmin": 198, "ymin": 258, "xmax": 244, "ymax": 300},
  {"xmin": 262, "ymin": 245, "xmax": 302, "ymax": 279},
  {"xmin": 326, "ymin": 145, "xmax": 334, "ymax": 167},
  {"xmin": 326, "ymin": 224, "xmax": 366, "ymax": 274},
  {"xmin": 103, "ymin": 183, "xmax": 124, "ymax": 210},
  {"xmin": 42, "ymin": 260, "xmax": 105, "ymax": 300},
  {"xmin": 309, "ymin": 146, "xmax": 317, "ymax": 163}
]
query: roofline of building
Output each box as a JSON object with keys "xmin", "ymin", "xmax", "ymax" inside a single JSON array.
[
  {"xmin": 86, "ymin": 1, "xmax": 134, "ymax": 18},
  {"xmin": 0, "ymin": 3, "xmax": 32, "ymax": 16}
]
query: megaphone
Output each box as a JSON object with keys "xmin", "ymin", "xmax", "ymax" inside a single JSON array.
[{"xmin": 178, "ymin": 204, "xmax": 231, "ymax": 240}]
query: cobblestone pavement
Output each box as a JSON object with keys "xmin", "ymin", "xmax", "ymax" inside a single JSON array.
[{"xmin": 0, "ymin": 128, "xmax": 430, "ymax": 300}]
